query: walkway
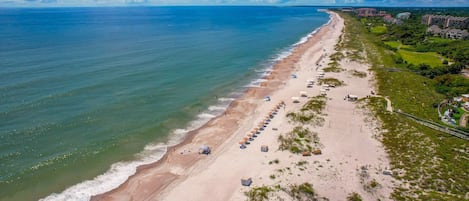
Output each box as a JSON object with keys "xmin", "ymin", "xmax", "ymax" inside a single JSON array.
[{"xmin": 378, "ymin": 96, "xmax": 469, "ymax": 140}]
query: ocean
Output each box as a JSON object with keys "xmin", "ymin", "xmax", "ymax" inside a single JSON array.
[{"xmin": 0, "ymin": 6, "xmax": 329, "ymax": 201}]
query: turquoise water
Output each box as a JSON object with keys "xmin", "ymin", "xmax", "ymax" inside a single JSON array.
[{"xmin": 0, "ymin": 6, "xmax": 329, "ymax": 201}]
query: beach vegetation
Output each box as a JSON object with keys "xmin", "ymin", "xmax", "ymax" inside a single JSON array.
[
  {"xmin": 269, "ymin": 174, "xmax": 276, "ymax": 180},
  {"xmin": 318, "ymin": 77, "xmax": 345, "ymax": 87},
  {"xmin": 346, "ymin": 192, "xmax": 363, "ymax": 201},
  {"xmin": 336, "ymin": 11, "xmax": 469, "ymax": 200},
  {"xmin": 324, "ymin": 62, "xmax": 345, "ymax": 72},
  {"xmin": 245, "ymin": 186, "xmax": 275, "ymax": 201},
  {"xmin": 287, "ymin": 95, "xmax": 327, "ymax": 125},
  {"xmin": 245, "ymin": 183, "xmax": 326, "ymax": 201},
  {"xmin": 284, "ymin": 183, "xmax": 319, "ymax": 201},
  {"xmin": 363, "ymin": 178, "xmax": 381, "ymax": 193},
  {"xmin": 349, "ymin": 70, "xmax": 367, "ymax": 78},
  {"xmin": 330, "ymin": 51, "xmax": 345, "ymax": 61},
  {"xmin": 268, "ymin": 159, "xmax": 280, "ymax": 165},
  {"xmin": 278, "ymin": 126, "xmax": 320, "ymax": 154},
  {"xmin": 295, "ymin": 160, "xmax": 308, "ymax": 167}
]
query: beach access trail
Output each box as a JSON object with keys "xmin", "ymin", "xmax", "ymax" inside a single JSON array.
[{"xmin": 93, "ymin": 11, "xmax": 396, "ymax": 201}]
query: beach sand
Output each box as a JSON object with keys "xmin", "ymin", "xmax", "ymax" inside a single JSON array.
[{"xmin": 93, "ymin": 11, "xmax": 395, "ymax": 201}]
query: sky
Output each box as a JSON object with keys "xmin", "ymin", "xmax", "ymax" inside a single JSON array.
[{"xmin": 0, "ymin": 0, "xmax": 469, "ymax": 7}]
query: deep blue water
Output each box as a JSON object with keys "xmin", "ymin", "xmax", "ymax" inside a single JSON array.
[{"xmin": 0, "ymin": 6, "xmax": 329, "ymax": 201}]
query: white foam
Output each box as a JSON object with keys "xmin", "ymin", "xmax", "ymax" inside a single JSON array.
[
  {"xmin": 197, "ymin": 113, "xmax": 216, "ymax": 119},
  {"xmin": 40, "ymin": 145, "xmax": 167, "ymax": 201},
  {"xmin": 294, "ymin": 10, "xmax": 332, "ymax": 47},
  {"xmin": 208, "ymin": 106, "xmax": 226, "ymax": 111},
  {"xmin": 218, "ymin": 97, "xmax": 235, "ymax": 102},
  {"xmin": 172, "ymin": 128, "xmax": 189, "ymax": 135}
]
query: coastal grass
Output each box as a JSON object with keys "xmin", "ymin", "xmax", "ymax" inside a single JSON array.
[
  {"xmin": 324, "ymin": 61, "xmax": 345, "ymax": 72},
  {"xmin": 397, "ymin": 49, "xmax": 444, "ymax": 67},
  {"xmin": 338, "ymin": 11, "xmax": 469, "ymax": 201},
  {"xmin": 346, "ymin": 192, "xmax": 363, "ymax": 201},
  {"xmin": 287, "ymin": 95, "xmax": 327, "ymax": 125},
  {"xmin": 277, "ymin": 126, "xmax": 320, "ymax": 154},
  {"xmin": 245, "ymin": 183, "xmax": 323, "ymax": 201},
  {"xmin": 245, "ymin": 186, "xmax": 276, "ymax": 201},
  {"xmin": 349, "ymin": 70, "xmax": 367, "ymax": 78},
  {"xmin": 318, "ymin": 77, "xmax": 345, "ymax": 87},
  {"xmin": 286, "ymin": 183, "xmax": 318, "ymax": 200}
]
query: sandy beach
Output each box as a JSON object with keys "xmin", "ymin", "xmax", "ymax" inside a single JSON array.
[{"xmin": 93, "ymin": 11, "xmax": 396, "ymax": 201}]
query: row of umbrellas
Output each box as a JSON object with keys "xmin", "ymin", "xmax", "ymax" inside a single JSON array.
[{"xmin": 239, "ymin": 101, "xmax": 286, "ymax": 149}]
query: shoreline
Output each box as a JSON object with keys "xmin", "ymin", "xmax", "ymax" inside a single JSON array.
[{"xmin": 91, "ymin": 10, "xmax": 338, "ymax": 201}]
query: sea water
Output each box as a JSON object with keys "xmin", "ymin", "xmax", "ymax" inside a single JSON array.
[{"xmin": 0, "ymin": 6, "xmax": 329, "ymax": 201}]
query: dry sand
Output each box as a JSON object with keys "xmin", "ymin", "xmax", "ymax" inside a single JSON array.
[{"xmin": 93, "ymin": 11, "xmax": 396, "ymax": 201}]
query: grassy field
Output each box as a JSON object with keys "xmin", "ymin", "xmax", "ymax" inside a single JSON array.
[
  {"xmin": 384, "ymin": 41, "xmax": 401, "ymax": 49},
  {"xmin": 337, "ymin": 11, "xmax": 469, "ymax": 201},
  {"xmin": 370, "ymin": 25, "xmax": 387, "ymax": 34},
  {"xmin": 384, "ymin": 41, "xmax": 414, "ymax": 50},
  {"xmin": 398, "ymin": 49, "xmax": 444, "ymax": 67}
]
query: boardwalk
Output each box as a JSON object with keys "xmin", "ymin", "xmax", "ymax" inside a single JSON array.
[
  {"xmin": 395, "ymin": 110, "xmax": 469, "ymax": 141},
  {"xmin": 379, "ymin": 96, "xmax": 469, "ymax": 141}
]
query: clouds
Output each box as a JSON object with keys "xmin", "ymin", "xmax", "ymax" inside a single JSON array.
[{"xmin": 1, "ymin": 0, "xmax": 469, "ymax": 6}]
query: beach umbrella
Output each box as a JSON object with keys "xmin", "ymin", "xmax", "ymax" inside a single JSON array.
[{"xmin": 239, "ymin": 140, "xmax": 246, "ymax": 145}]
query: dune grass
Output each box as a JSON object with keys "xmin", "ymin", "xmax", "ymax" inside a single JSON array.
[
  {"xmin": 245, "ymin": 183, "xmax": 324, "ymax": 201},
  {"xmin": 349, "ymin": 70, "xmax": 367, "ymax": 78},
  {"xmin": 318, "ymin": 77, "xmax": 345, "ymax": 87},
  {"xmin": 277, "ymin": 126, "xmax": 320, "ymax": 154},
  {"xmin": 287, "ymin": 95, "xmax": 327, "ymax": 125}
]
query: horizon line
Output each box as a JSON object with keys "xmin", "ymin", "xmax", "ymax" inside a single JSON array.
[{"xmin": 1, "ymin": 4, "xmax": 469, "ymax": 8}]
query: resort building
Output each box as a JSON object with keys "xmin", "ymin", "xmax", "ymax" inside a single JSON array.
[
  {"xmin": 422, "ymin": 14, "xmax": 469, "ymax": 29},
  {"xmin": 355, "ymin": 8, "xmax": 378, "ymax": 17},
  {"xmin": 445, "ymin": 29, "xmax": 469, "ymax": 39},
  {"xmin": 427, "ymin": 25, "xmax": 442, "ymax": 36},
  {"xmin": 427, "ymin": 25, "xmax": 469, "ymax": 40},
  {"xmin": 384, "ymin": 15, "xmax": 403, "ymax": 25},
  {"xmin": 446, "ymin": 16, "xmax": 469, "ymax": 29}
]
